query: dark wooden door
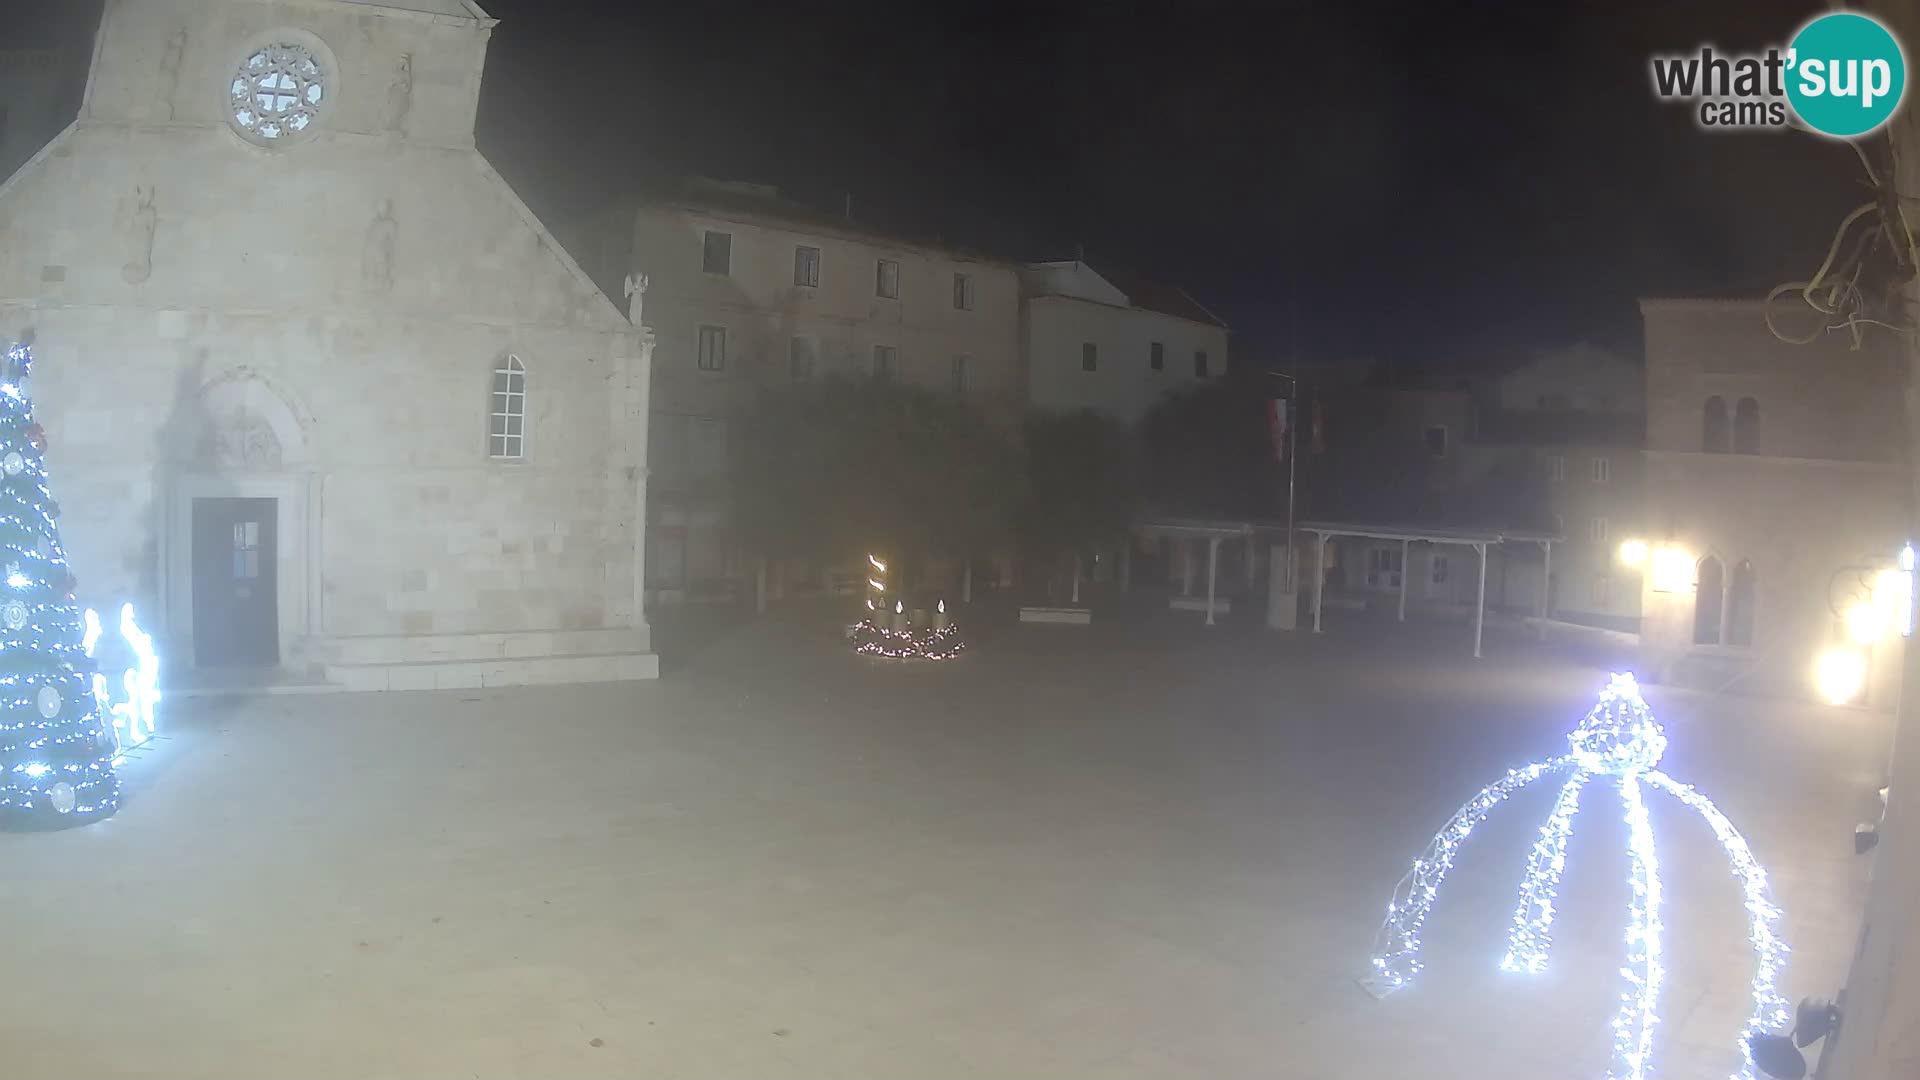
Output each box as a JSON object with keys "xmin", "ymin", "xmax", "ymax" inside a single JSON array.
[{"xmin": 192, "ymin": 497, "xmax": 278, "ymax": 667}]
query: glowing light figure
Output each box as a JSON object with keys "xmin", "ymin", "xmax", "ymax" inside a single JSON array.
[
  {"xmin": 82, "ymin": 602, "xmax": 161, "ymax": 747},
  {"xmin": 1366, "ymin": 673, "xmax": 1790, "ymax": 1080},
  {"xmin": 6, "ymin": 570, "xmax": 29, "ymax": 589}
]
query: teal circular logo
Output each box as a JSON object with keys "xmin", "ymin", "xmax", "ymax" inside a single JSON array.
[{"xmin": 1787, "ymin": 13, "xmax": 1906, "ymax": 138}]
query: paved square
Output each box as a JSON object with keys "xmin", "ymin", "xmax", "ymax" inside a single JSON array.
[{"xmin": 3, "ymin": 612, "xmax": 1888, "ymax": 1078}]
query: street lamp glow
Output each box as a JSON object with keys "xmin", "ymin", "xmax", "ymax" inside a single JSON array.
[
  {"xmin": 1874, "ymin": 560, "xmax": 1914, "ymax": 639},
  {"xmin": 1815, "ymin": 647, "xmax": 1868, "ymax": 706},
  {"xmin": 1649, "ymin": 546, "xmax": 1694, "ymax": 594},
  {"xmin": 1846, "ymin": 601, "xmax": 1885, "ymax": 646},
  {"xmin": 1618, "ymin": 539, "xmax": 1649, "ymax": 567}
]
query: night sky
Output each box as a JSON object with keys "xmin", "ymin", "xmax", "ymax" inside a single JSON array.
[{"xmin": 6, "ymin": 0, "xmax": 1876, "ymax": 367}]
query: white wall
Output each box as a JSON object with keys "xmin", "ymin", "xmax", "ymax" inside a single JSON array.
[
  {"xmin": 0, "ymin": 0, "xmax": 649, "ymax": 669},
  {"xmin": 1024, "ymin": 295, "xmax": 1227, "ymax": 424}
]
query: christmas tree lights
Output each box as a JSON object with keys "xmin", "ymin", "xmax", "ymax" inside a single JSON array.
[
  {"xmin": 846, "ymin": 553, "xmax": 966, "ymax": 661},
  {"xmin": 1366, "ymin": 673, "xmax": 1789, "ymax": 1080},
  {"xmin": 0, "ymin": 342, "xmax": 119, "ymax": 822}
]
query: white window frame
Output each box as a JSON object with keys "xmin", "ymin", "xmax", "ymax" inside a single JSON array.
[
  {"xmin": 953, "ymin": 271, "xmax": 974, "ymax": 310},
  {"xmin": 1431, "ymin": 553, "xmax": 1450, "ymax": 585},
  {"xmin": 697, "ymin": 324, "xmax": 727, "ymax": 372},
  {"xmin": 1591, "ymin": 456, "xmax": 1611, "ymax": 484},
  {"xmin": 1547, "ymin": 454, "xmax": 1566, "ymax": 483},
  {"xmin": 1150, "ymin": 341, "xmax": 1165, "ymax": 372},
  {"xmin": 876, "ymin": 259, "xmax": 900, "ymax": 299},
  {"xmin": 873, "ymin": 344, "xmax": 898, "ymax": 381},
  {"xmin": 488, "ymin": 354, "xmax": 527, "ymax": 461},
  {"xmin": 1592, "ymin": 574, "xmax": 1612, "ymax": 607},
  {"xmin": 951, "ymin": 354, "xmax": 972, "ymax": 393},
  {"xmin": 1082, "ymin": 342, "xmax": 1098, "ymax": 372},
  {"xmin": 794, "ymin": 245, "xmax": 821, "ymax": 288},
  {"xmin": 1589, "ymin": 516, "xmax": 1609, "ymax": 544}
]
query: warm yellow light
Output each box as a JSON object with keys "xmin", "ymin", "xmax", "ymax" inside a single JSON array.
[
  {"xmin": 1815, "ymin": 647, "xmax": 1868, "ymax": 706},
  {"xmin": 1873, "ymin": 566, "xmax": 1914, "ymax": 639},
  {"xmin": 1846, "ymin": 601, "xmax": 1884, "ymax": 646},
  {"xmin": 1618, "ymin": 539, "xmax": 1649, "ymax": 567},
  {"xmin": 868, "ymin": 554, "xmax": 886, "ymax": 573},
  {"xmin": 1650, "ymin": 546, "xmax": 1693, "ymax": 594}
]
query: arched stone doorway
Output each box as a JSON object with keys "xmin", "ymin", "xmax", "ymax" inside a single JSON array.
[{"xmin": 158, "ymin": 367, "xmax": 320, "ymax": 670}]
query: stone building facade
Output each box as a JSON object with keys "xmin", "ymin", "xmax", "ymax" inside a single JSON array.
[
  {"xmin": 0, "ymin": 0, "xmax": 656, "ymax": 688},
  {"xmin": 1638, "ymin": 298, "xmax": 1910, "ymax": 703},
  {"xmin": 1020, "ymin": 260, "xmax": 1229, "ymax": 425},
  {"xmin": 577, "ymin": 182, "xmax": 1023, "ymax": 602}
]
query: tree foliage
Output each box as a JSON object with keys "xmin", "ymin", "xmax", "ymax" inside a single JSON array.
[
  {"xmin": 732, "ymin": 376, "xmax": 1022, "ymax": 567},
  {"xmin": 1138, "ymin": 376, "xmax": 1283, "ymax": 519},
  {"xmin": 1016, "ymin": 409, "xmax": 1141, "ymax": 558}
]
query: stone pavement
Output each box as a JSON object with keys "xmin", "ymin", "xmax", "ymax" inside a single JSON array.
[{"xmin": 1, "ymin": 611, "xmax": 1888, "ymax": 1078}]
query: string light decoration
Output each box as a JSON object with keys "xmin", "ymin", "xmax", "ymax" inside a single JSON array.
[
  {"xmin": 0, "ymin": 342, "xmax": 119, "ymax": 822},
  {"xmin": 83, "ymin": 602, "xmax": 161, "ymax": 750},
  {"xmin": 846, "ymin": 552, "xmax": 966, "ymax": 661},
  {"xmin": 1365, "ymin": 674, "xmax": 1790, "ymax": 1080}
]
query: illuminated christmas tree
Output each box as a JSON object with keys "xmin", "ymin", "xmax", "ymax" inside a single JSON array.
[{"xmin": 0, "ymin": 341, "xmax": 119, "ymax": 823}]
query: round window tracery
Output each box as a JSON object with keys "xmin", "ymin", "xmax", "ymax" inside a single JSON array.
[{"xmin": 229, "ymin": 41, "xmax": 328, "ymax": 145}]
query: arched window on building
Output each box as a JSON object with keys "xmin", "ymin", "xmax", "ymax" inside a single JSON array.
[
  {"xmin": 1727, "ymin": 559, "xmax": 1756, "ymax": 646},
  {"xmin": 488, "ymin": 354, "xmax": 526, "ymax": 460},
  {"xmin": 1702, "ymin": 396, "xmax": 1730, "ymax": 453},
  {"xmin": 1694, "ymin": 555, "xmax": 1725, "ymax": 645},
  {"xmin": 1732, "ymin": 397, "xmax": 1760, "ymax": 455}
]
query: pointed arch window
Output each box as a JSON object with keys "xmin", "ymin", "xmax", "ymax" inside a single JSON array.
[
  {"xmin": 1694, "ymin": 555, "xmax": 1725, "ymax": 645},
  {"xmin": 1727, "ymin": 559, "xmax": 1756, "ymax": 646},
  {"xmin": 489, "ymin": 355, "xmax": 526, "ymax": 461},
  {"xmin": 1733, "ymin": 397, "xmax": 1760, "ymax": 455},
  {"xmin": 1703, "ymin": 396, "xmax": 1730, "ymax": 453}
]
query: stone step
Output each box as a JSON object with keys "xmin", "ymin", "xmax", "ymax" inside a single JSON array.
[
  {"xmin": 326, "ymin": 651, "xmax": 659, "ymax": 692},
  {"xmin": 323, "ymin": 628, "xmax": 649, "ymax": 667}
]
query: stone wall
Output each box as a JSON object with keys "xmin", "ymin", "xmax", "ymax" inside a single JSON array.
[{"xmin": 0, "ymin": 0, "xmax": 650, "ymax": 674}]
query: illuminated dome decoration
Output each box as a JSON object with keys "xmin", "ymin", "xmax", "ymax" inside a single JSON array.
[{"xmin": 1364, "ymin": 673, "xmax": 1788, "ymax": 1080}]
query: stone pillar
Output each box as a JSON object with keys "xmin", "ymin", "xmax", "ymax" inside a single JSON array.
[
  {"xmin": 1205, "ymin": 535, "xmax": 1221, "ymax": 627},
  {"xmin": 630, "ymin": 332, "xmax": 654, "ymax": 632}
]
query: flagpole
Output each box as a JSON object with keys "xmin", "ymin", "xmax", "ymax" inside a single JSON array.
[
  {"xmin": 1287, "ymin": 378, "xmax": 1298, "ymax": 590},
  {"xmin": 1269, "ymin": 370, "xmax": 1299, "ymax": 591}
]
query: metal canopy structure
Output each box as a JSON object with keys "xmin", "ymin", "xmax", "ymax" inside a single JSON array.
[
  {"xmin": 1135, "ymin": 518, "xmax": 1257, "ymax": 627},
  {"xmin": 1300, "ymin": 520, "xmax": 1560, "ymax": 658}
]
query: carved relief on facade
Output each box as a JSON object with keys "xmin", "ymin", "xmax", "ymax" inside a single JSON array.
[
  {"xmin": 197, "ymin": 411, "xmax": 284, "ymax": 469},
  {"xmin": 363, "ymin": 198, "xmax": 397, "ymax": 294},
  {"xmin": 122, "ymin": 185, "xmax": 157, "ymax": 285},
  {"xmin": 159, "ymin": 27, "xmax": 188, "ymax": 121},
  {"xmin": 385, "ymin": 54, "xmax": 413, "ymax": 134}
]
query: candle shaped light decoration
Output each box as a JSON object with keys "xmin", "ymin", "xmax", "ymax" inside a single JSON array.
[
  {"xmin": 934, "ymin": 599, "xmax": 949, "ymax": 632},
  {"xmin": 892, "ymin": 599, "xmax": 908, "ymax": 633}
]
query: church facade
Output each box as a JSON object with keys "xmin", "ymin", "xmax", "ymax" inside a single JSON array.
[{"xmin": 0, "ymin": 0, "xmax": 657, "ymax": 688}]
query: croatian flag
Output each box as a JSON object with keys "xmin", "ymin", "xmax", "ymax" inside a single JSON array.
[{"xmin": 1266, "ymin": 398, "xmax": 1291, "ymax": 464}]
